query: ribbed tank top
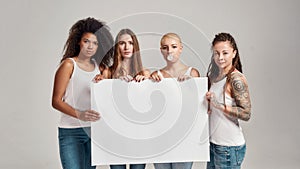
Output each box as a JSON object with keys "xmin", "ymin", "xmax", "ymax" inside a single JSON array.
[
  {"xmin": 59, "ymin": 58, "xmax": 100, "ymax": 128},
  {"xmin": 209, "ymin": 74, "xmax": 245, "ymax": 146},
  {"xmin": 157, "ymin": 67, "xmax": 193, "ymax": 78}
]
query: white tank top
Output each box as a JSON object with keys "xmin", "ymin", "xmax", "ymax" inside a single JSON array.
[
  {"xmin": 209, "ymin": 75, "xmax": 245, "ymax": 146},
  {"xmin": 59, "ymin": 58, "xmax": 100, "ymax": 128},
  {"xmin": 157, "ymin": 67, "xmax": 193, "ymax": 78}
]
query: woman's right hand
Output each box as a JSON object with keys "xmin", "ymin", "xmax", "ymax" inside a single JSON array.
[
  {"xmin": 77, "ymin": 110, "xmax": 100, "ymax": 122},
  {"xmin": 177, "ymin": 75, "xmax": 192, "ymax": 82},
  {"xmin": 119, "ymin": 75, "xmax": 134, "ymax": 82},
  {"xmin": 93, "ymin": 74, "xmax": 105, "ymax": 83},
  {"xmin": 150, "ymin": 71, "xmax": 162, "ymax": 82},
  {"xmin": 206, "ymin": 91, "xmax": 224, "ymax": 112}
]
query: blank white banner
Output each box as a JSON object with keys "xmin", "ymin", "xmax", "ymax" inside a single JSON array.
[{"xmin": 91, "ymin": 78, "xmax": 209, "ymax": 165}]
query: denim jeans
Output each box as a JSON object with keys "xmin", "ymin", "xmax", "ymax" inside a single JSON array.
[
  {"xmin": 206, "ymin": 142, "xmax": 246, "ymax": 169},
  {"xmin": 154, "ymin": 162, "xmax": 193, "ymax": 169},
  {"xmin": 59, "ymin": 127, "xmax": 95, "ymax": 169},
  {"xmin": 110, "ymin": 164, "xmax": 145, "ymax": 169}
]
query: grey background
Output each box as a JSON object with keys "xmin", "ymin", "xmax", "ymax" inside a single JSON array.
[{"xmin": 0, "ymin": 0, "xmax": 299, "ymax": 169}]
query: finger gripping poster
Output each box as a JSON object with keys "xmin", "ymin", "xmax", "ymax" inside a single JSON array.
[{"xmin": 91, "ymin": 78, "xmax": 209, "ymax": 165}]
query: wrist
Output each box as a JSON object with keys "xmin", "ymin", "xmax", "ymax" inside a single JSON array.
[
  {"xmin": 74, "ymin": 109, "xmax": 82, "ymax": 119},
  {"xmin": 216, "ymin": 102, "xmax": 225, "ymax": 111}
]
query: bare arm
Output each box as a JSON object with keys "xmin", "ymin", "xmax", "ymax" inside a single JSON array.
[
  {"xmin": 52, "ymin": 59, "xmax": 100, "ymax": 121},
  {"xmin": 225, "ymin": 72, "xmax": 251, "ymax": 121},
  {"xmin": 206, "ymin": 72, "xmax": 251, "ymax": 121},
  {"xmin": 190, "ymin": 68, "xmax": 200, "ymax": 77},
  {"xmin": 52, "ymin": 60, "xmax": 77, "ymax": 118},
  {"xmin": 178, "ymin": 67, "xmax": 200, "ymax": 81}
]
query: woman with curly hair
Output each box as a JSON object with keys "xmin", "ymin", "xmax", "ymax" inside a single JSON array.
[{"xmin": 52, "ymin": 17, "xmax": 114, "ymax": 169}]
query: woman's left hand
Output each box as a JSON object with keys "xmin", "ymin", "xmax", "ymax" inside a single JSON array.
[
  {"xmin": 77, "ymin": 110, "xmax": 101, "ymax": 122},
  {"xmin": 119, "ymin": 75, "xmax": 134, "ymax": 82},
  {"xmin": 177, "ymin": 75, "xmax": 192, "ymax": 82},
  {"xmin": 206, "ymin": 91, "xmax": 224, "ymax": 111}
]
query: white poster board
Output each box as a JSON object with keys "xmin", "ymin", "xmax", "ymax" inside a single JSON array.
[{"xmin": 91, "ymin": 78, "xmax": 209, "ymax": 165}]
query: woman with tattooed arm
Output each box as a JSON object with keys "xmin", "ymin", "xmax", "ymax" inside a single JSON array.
[{"xmin": 206, "ymin": 33, "xmax": 251, "ymax": 169}]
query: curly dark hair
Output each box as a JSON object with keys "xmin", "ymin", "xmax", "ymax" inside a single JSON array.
[
  {"xmin": 207, "ymin": 32, "xmax": 243, "ymax": 87},
  {"xmin": 61, "ymin": 17, "xmax": 114, "ymax": 67}
]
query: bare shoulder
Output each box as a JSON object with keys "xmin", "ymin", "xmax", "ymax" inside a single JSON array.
[
  {"xmin": 227, "ymin": 70, "xmax": 251, "ymax": 121},
  {"xmin": 60, "ymin": 58, "xmax": 74, "ymax": 68},
  {"xmin": 231, "ymin": 71, "xmax": 247, "ymax": 79},
  {"xmin": 227, "ymin": 71, "xmax": 250, "ymax": 100},
  {"xmin": 190, "ymin": 67, "xmax": 200, "ymax": 77},
  {"xmin": 56, "ymin": 59, "xmax": 74, "ymax": 76},
  {"xmin": 229, "ymin": 71, "xmax": 248, "ymax": 90}
]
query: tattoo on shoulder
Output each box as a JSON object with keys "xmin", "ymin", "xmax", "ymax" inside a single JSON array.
[
  {"xmin": 230, "ymin": 73, "xmax": 250, "ymax": 103},
  {"xmin": 230, "ymin": 73, "xmax": 246, "ymax": 92},
  {"xmin": 232, "ymin": 79, "xmax": 245, "ymax": 92},
  {"xmin": 228, "ymin": 72, "xmax": 251, "ymax": 121}
]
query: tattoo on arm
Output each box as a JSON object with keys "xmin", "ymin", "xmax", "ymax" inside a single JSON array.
[{"xmin": 226, "ymin": 73, "xmax": 251, "ymax": 121}]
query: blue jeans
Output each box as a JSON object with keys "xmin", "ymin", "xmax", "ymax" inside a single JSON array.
[
  {"xmin": 206, "ymin": 142, "xmax": 246, "ymax": 169},
  {"xmin": 154, "ymin": 162, "xmax": 193, "ymax": 169},
  {"xmin": 110, "ymin": 164, "xmax": 145, "ymax": 169},
  {"xmin": 58, "ymin": 127, "xmax": 95, "ymax": 169}
]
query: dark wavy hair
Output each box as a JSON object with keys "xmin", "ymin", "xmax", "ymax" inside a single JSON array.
[
  {"xmin": 61, "ymin": 17, "xmax": 114, "ymax": 67},
  {"xmin": 111, "ymin": 28, "xmax": 143, "ymax": 78},
  {"xmin": 207, "ymin": 32, "xmax": 243, "ymax": 88}
]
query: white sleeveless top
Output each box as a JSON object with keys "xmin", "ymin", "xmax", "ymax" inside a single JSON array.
[
  {"xmin": 157, "ymin": 67, "xmax": 193, "ymax": 78},
  {"xmin": 209, "ymin": 75, "xmax": 245, "ymax": 146},
  {"xmin": 59, "ymin": 58, "xmax": 100, "ymax": 128}
]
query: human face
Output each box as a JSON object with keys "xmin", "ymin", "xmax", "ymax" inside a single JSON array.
[
  {"xmin": 212, "ymin": 41, "xmax": 236, "ymax": 72},
  {"xmin": 160, "ymin": 37, "xmax": 182, "ymax": 63},
  {"xmin": 79, "ymin": 32, "xmax": 98, "ymax": 58},
  {"xmin": 118, "ymin": 34, "xmax": 134, "ymax": 59}
]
